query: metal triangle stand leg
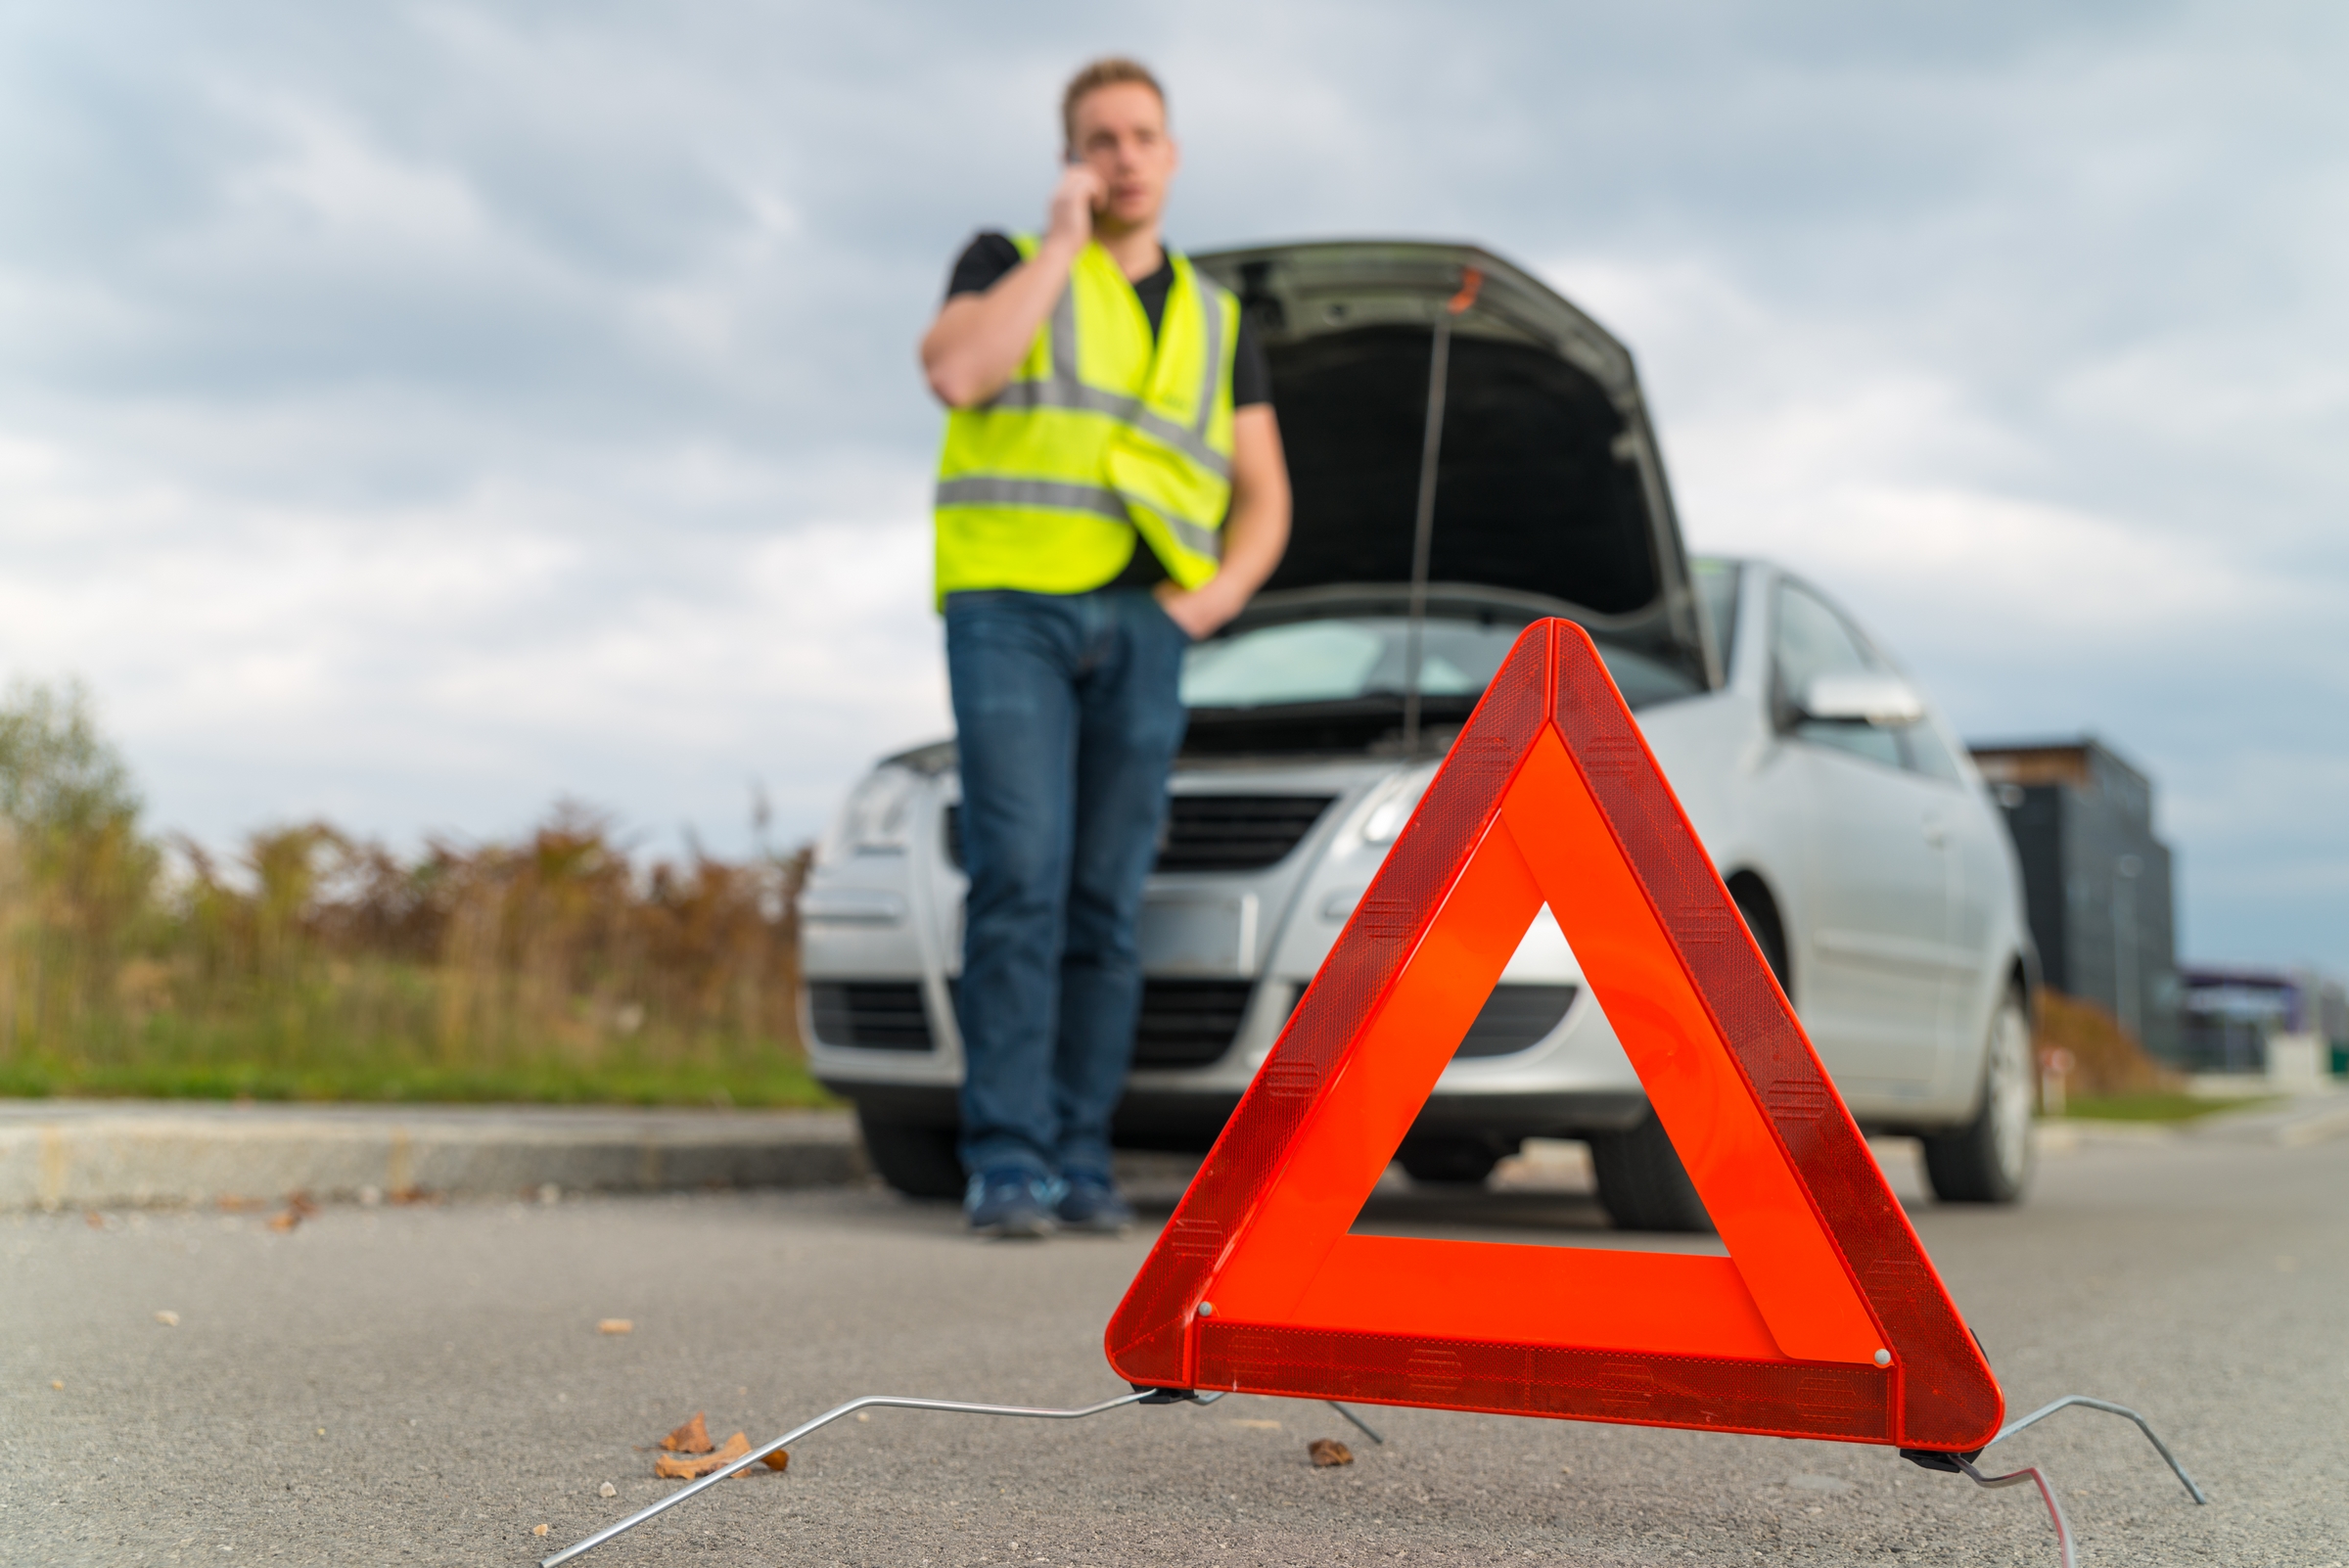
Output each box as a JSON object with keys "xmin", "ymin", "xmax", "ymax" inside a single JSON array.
[
  {"xmin": 1948, "ymin": 1453, "xmax": 2078, "ymax": 1568},
  {"xmin": 539, "ymin": 1386, "xmax": 1380, "ymax": 1564},
  {"xmin": 544, "ymin": 1381, "xmax": 2199, "ymax": 1568},
  {"xmin": 1905, "ymin": 1394, "xmax": 2206, "ymax": 1568},
  {"xmin": 1988, "ymin": 1395, "xmax": 2207, "ymax": 1504},
  {"xmin": 539, "ymin": 1386, "xmax": 1218, "ymax": 1567},
  {"xmin": 1326, "ymin": 1400, "xmax": 1386, "ymax": 1445}
]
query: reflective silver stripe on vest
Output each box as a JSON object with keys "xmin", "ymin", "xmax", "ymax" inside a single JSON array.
[
  {"xmin": 982, "ymin": 381, "xmax": 1232, "ymax": 481},
  {"xmin": 935, "ymin": 477, "xmax": 1218, "ymax": 560},
  {"xmin": 935, "ymin": 476, "xmax": 1128, "ymax": 522},
  {"xmin": 1192, "ymin": 274, "xmax": 1225, "ymax": 438},
  {"xmin": 1049, "ymin": 282, "xmax": 1080, "ymax": 387},
  {"xmin": 1136, "ymin": 406, "xmax": 1230, "ymax": 480},
  {"xmin": 986, "ymin": 379, "xmax": 1133, "ymax": 419},
  {"xmin": 980, "ymin": 263, "xmax": 1234, "ymax": 482},
  {"xmin": 1125, "ymin": 494, "xmax": 1225, "ymax": 562}
]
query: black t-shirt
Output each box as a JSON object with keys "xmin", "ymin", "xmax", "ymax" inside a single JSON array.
[{"xmin": 944, "ymin": 232, "xmax": 1266, "ymax": 589}]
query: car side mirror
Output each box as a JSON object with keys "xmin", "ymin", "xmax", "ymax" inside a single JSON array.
[{"xmin": 1801, "ymin": 673, "xmax": 1924, "ymax": 726}]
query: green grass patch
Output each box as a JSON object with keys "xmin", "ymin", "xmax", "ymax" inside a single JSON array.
[
  {"xmin": 2052, "ymin": 1091, "xmax": 2280, "ymax": 1124},
  {"xmin": 0, "ymin": 1052, "xmax": 837, "ymax": 1108}
]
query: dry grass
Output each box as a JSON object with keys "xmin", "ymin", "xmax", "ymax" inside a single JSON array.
[
  {"xmin": 2036, "ymin": 988, "xmax": 2183, "ymax": 1098},
  {"xmin": 0, "ymin": 681, "xmax": 825, "ymax": 1105}
]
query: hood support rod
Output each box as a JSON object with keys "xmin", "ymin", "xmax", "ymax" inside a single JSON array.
[{"xmin": 1402, "ymin": 267, "xmax": 1483, "ymax": 761}]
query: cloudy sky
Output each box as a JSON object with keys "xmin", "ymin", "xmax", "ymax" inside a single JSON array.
[{"xmin": 1, "ymin": 1, "xmax": 2343, "ymax": 974}]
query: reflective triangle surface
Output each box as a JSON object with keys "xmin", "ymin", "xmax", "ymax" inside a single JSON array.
[{"xmin": 1105, "ymin": 620, "xmax": 2004, "ymax": 1452}]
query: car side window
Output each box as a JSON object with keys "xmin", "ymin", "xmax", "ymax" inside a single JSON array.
[{"xmin": 1773, "ymin": 581, "xmax": 1902, "ymax": 768}]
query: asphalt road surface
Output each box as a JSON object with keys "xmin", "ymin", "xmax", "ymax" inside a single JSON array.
[{"xmin": 7, "ymin": 1129, "xmax": 2345, "ymax": 1567}]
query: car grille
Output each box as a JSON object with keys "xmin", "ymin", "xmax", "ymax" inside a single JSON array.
[
  {"xmin": 944, "ymin": 794, "xmax": 1336, "ymax": 875},
  {"xmin": 807, "ymin": 981, "xmax": 934, "ymax": 1051},
  {"xmin": 813, "ymin": 976, "xmax": 1571, "ymax": 1063},
  {"xmin": 1155, "ymin": 795, "xmax": 1339, "ymax": 871},
  {"xmin": 1455, "ymin": 984, "xmax": 1580, "ymax": 1057},
  {"xmin": 1132, "ymin": 979, "xmax": 1256, "ymax": 1069},
  {"xmin": 811, "ymin": 977, "xmax": 1255, "ymax": 1066}
]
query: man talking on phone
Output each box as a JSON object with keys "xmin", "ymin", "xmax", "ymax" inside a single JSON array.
[{"xmin": 918, "ymin": 58, "xmax": 1291, "ymax": 1238}]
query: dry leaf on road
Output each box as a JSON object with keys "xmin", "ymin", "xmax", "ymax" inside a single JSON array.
[
  {"xmin": 154, "ymin": 1311, "xmax": 179, "ymax": 1327},
  {"xmin": 532, "ymin": 1524, "xmax": 549, "ymax": 1537},
  {"xmin": 760, "ymin": 1450, "xmax": 789, "ymax": 1473},
  {"xmin": 597, "ymin": 1318, "xmax": 634, "ymax": 1336},
  {"xmin": 1308, "ymin": 1439, "xmax": 1354, "ymax": 1467},
  {"xmin": 660, "ymin": 1412, "xmax": 714, "ymax": 1453},
  {"xmin": 268, "ymin": 1209, "xmax": 301, "ymax": 1232},
  {"xmin": 654, "ymin": 1430, "xmax": 749, "ymax": 1480}
]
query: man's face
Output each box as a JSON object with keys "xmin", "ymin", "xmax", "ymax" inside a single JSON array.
[{"xmin": 1068, "ymin": 82, "xmax": 1177, "ymax": 234}]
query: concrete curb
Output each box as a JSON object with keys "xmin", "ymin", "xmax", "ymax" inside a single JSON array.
[{"xmin": 0, "ymin": 1100, "xmax": 866, "ymax": 1211}]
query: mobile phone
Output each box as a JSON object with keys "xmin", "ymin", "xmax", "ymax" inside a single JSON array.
[{"xmin": 1064, "ymin": 148, "xmax": 1102, "ymax": 220}]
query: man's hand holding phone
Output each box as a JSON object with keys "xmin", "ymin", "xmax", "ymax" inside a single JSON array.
[{"xmin": 1044, "ymin": 160, "xmax": 1105, "ymax": 253}]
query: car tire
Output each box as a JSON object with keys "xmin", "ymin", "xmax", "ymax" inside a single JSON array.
[
  {"xmin": 1922, "ymin": 989, "xmax": 2035, "ymax": 1205},
  {"xmin": 1398, "ymin": 1137, "xmax": 1504, "ymax": 1187},
  {"xmin": 855, "ymin": 1107, "xmax": 966, "ymax": 1200},
  {"xmin": 1589, "ymin": 1110, "xmax": 1715, "ymax": 1232}
]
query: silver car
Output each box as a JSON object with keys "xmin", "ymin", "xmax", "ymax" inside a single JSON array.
[{"xmin": 802, "ymin": 242, "xmax": 2037, "ymax": 1229}]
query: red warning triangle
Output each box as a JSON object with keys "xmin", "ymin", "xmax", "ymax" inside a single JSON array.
[{"xmin": 1107, "ymin": 621, "xmax": 2003, "ymax": 1452}]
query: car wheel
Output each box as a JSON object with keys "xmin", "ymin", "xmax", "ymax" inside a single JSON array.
[
  {"xmin": 854, "ymin": 1106, "xmax": 966, "ymax": 1199},
  {"xmin": 1922, "ymin": 989, "xmax": 2035, "ymax": 1205},
  {"xmin": 1589, "ymin": 1110, "xmax": 1715, "ymax": 1232},
  {"xmin": 1398, "ymin": 1137, "xmax": 1504, "ymax": 1187}
]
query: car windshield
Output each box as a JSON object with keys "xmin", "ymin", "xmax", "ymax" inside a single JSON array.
[
  {"xmin": 1691, "ymin": 557, "xmax": 1740, "ymax": 674},
  {"xmin": 1180, "ymin": 615, "xmax": 1701, "ymax": 712}
]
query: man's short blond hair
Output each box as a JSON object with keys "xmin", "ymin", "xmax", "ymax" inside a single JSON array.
[{"xmin": 1061, "ymin": 57, "xmax": 1167, "ymax": 148}]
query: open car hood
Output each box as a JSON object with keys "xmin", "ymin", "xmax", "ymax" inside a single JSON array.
[{"xmin": 1191, "ymin": 240, "xmax": 1716, "ymax": 690}]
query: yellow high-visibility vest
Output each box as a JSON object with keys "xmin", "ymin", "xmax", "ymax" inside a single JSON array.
[{"xmin": 934, "ymin": 235, "xmax": 1239, "ymax": 602}]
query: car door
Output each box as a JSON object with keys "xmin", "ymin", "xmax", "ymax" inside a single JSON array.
[
  {"xmin": 1894, "ymin": 713, "xmax": 2006, "ymax": 1096},
  {"xmin": 1771, "ymin": 579, "xmax": 1952, "ymax": 1093}
]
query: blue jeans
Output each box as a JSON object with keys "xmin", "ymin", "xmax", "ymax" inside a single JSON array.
[{"xmin": 944, "ymin": 588, "xmax": 1190, "ymax": 1181}]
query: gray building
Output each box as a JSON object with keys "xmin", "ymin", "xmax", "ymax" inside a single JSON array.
[
  {"xmin": 1969, "ymin": 737, "xmax": 2180, "ymax": 1061},
  {"xmin": 2181, "ymin": 965, "xmax": 2349, "ymax": 1076}
]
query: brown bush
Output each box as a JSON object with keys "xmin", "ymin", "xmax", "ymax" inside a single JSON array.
[
  {"xmin": 2, "ymin": 676, "xmax": 814, "ymax": 1093},
  {"xmin": 155, "ymin": 805, "xmax": 811, "ymax": 1072},
  {"xmin": 2035, "ymin": 989, "xmax": 2182, "ymax": 1097}
]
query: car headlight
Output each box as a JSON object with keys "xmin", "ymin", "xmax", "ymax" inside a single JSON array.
[
  {"xmin": 816, "ymin": 765, "xmax": 920, "ymax": 864},
  {"xmin": 1358, "ymin": 767, "xmax": 1437, "ymax": 847}
]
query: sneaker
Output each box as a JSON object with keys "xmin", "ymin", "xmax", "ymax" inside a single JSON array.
[
  {"xmin": 1054, "ymin": 1171, "xmax": 1134, "ymax": 1236},
  {"xmin": 965, "ymin": 1167, "xmax": 1057, "ymax": 1239}
]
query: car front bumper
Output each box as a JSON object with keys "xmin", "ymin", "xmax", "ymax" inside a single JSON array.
[{"xmin": 803, "ymin": 755, "xmax": 1651, "ymax": 1154}]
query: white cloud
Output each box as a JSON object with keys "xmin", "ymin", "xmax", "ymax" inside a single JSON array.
[
  {"xmin": 217, "ymin": 96, "xmax": 493, "ymax": 254},
  {"xmin": 0, "ymin": 409, "xmax": 944, "ymax": 849},
  {"xmin": 1544, "ymin": 251, "xmax": 2305, "ymax": 659}
]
